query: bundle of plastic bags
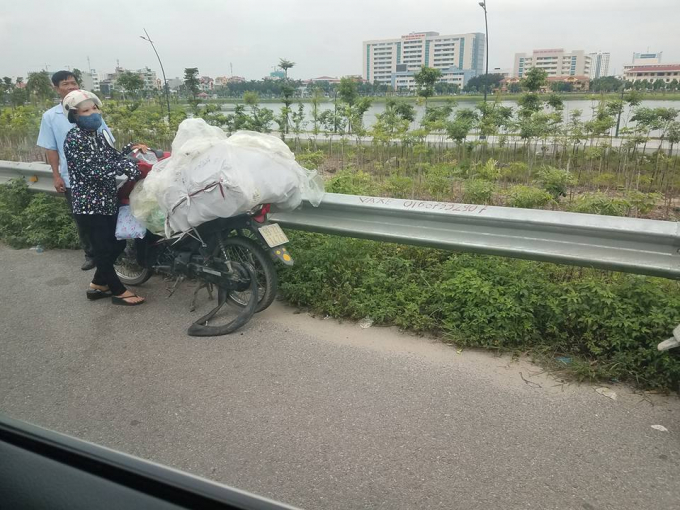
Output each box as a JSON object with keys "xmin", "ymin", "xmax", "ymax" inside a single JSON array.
[{"xmin": 130, "ymin": 118, "xmax": 324, "ymax": 236}]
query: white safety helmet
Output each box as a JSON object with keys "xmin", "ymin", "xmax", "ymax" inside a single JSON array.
[{"xmin": 62, "ymin": 90, "xmax": 102, "ymax": 122}]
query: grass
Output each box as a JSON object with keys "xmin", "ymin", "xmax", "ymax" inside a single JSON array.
[{"xmin": 279, "ymin": 231, "xmax": 680, "ymax": 391}]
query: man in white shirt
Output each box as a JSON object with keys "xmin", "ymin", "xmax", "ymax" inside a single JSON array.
[{"xmin": 37, "ymin": 71, "xmax": 115, "ymax": 270}]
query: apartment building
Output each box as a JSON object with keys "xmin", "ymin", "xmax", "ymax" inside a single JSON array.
[
  {"xmin": 363, "ymin": 31, "xmax": 485, "ymax": 85},
  {"xmin": 513, "ymin": 49, "xmax": 591, "ymax": 78},
  {"xmin": 392, "ymin": 66, "xmax": 476, "ymax": 91}
]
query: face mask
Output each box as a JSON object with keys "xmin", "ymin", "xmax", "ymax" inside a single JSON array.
[{"xmin": 76, "ymin": 113, "xmax": 103, "ymax": 131}]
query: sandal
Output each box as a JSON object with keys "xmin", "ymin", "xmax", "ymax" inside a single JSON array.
[
  {"xmin": 112, "ymin": 292, "xmax": 145, "ymax": 306},
  {"xmin": 86, "ymin": 285, "xmax": 111, "ymax": 301}
]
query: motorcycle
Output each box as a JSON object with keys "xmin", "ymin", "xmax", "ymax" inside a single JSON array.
[{"xmin": 113, "ymin": 148, "xmax": 294, "ymax": 337}]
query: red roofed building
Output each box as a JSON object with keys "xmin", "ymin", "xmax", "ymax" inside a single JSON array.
[
  {"xmin": 623, "ymin": 64, "xmax": 680, "ymax": 83},
  {"xmin": 499, "ymin": 75, "xmax": 590, "ymax": 93},
  {"xmin": 546, "ymin": 75, "xmax": 590, "ymax": 91},
  {"xmin": 309, "ymin": 76, "xmax": 342, "ymax": 84}
]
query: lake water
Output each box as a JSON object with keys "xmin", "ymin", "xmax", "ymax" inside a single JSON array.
[{"xmin": 221, "ymin": 98, "xmax": 680, "ymax": 130}]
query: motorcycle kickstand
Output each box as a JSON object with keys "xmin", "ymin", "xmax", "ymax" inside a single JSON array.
[{"xmin": 167, "ymin": 275, "xmax": 185, "ymax": 298}]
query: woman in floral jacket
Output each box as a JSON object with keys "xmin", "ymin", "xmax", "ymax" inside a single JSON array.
[{"xmin": 63, "ymin": 90, "xmax": 145, "ymax": 306}]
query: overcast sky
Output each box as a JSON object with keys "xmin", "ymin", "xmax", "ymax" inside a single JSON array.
[{"xmin": 2, "ymin": 0, "xmax": 679, "ymax": 81}]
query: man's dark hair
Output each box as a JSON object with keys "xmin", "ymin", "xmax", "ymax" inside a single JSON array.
[{"xmin": 51, "ymin": 70, "xmax": 77, "ymax": 87}]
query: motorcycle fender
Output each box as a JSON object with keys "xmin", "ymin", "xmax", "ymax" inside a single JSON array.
[{"xmin": 271, "ymin": 246, "xmax": 294, "ymax": 266}]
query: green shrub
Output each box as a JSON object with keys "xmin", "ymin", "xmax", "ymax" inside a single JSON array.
[
  {"xmin": 505, "ymin": 185, "xmax": 554, "ymax": 209},
  {"xmin": 384, "ymin": 174, "xmax": 415, "ymax": 199},
  {"xmin": 591, "ymin": 172, "xmax": 622, "ymax": 188},
  {"xmin": 571, "ymin": 192, "xmax": 630, "ymax": 216},
  {"xmin": 463, "ymin": 179, "xmax": 495, "ymax": 205},
  {"xmin": 0, "ymin": 179, "xmax": 79, "ymax": 249},
  {"xmin": 536, "ymin": 166, "xmax": 576, "ymax": 199},
  {"xmin": 295, "ymin": 149, "xmax": 326, "ymax": 170},
  {"xmin": 326, "ymin": 169, "xmax": 377, "ymax": 195},
  {"xmin": 472, "ymin": 158, "xmax": 501, "ymax": 181},
  {"xmin": 584, "ymin": 146, "xmax": 604, "ymax": 161},
  {"xmin": 625, "ymin": 190, "xmax": 661, "ymax": 216},
  {"xmin": 500, "ymin": 162, "xmax": 530, "ymax": 183},
  {"xmin": 279, "ymin": 233, "xmax": 680, "ymax": 390},
  {"xmin": 424, "ymin": 165, "xmax": 453, "ymax": 200}
]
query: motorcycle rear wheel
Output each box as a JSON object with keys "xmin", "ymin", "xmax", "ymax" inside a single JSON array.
[
  {"xmin": 187, "ymin": 260, "xmax": 258, "ymax": 337},
  {"xmin": 219, "ymin": 236, "xmax": 278, "ymax": 313}
]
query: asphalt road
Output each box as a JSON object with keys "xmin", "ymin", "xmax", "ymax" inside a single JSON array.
[{"xmin": 1, "ymin": 245, "xmax": 679, "ymax": 510}]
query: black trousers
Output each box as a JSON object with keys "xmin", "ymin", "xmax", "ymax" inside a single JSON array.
[
  {"xmin": 74, "ymin": 214, "xmax": 127, "ymax": 296},
  {"xmin": 64, "ymin": 188, "xmax": 94, "ymax": 260}
]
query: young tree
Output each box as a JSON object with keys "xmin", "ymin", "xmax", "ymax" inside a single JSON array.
[
  {"xmin": 434, "ymin": 82, "xmax": 460, "ymax": 95},
  {"xmin": 72, "ymin": 68, "xmax": 83, "ymax": 86},
  {"xmin": 422, "ymin": 103, "xmax": 454, "ymax": 132},
  {"xmin": 446, "ymin": 108, "xmax": 478, "ymax": 155},
  {"xmin": 590, "ymin": 76, "xmax": 624, "ymax": 93},
  {"xmin": 278, "ymin": 83, "xmax": 295, "ymax": 136},
  {"xmin": 10, "ymin": 87, "xmax": 28, "ymax": 107},
  {"xmin": 521, "ymin": 67, "xmax": 548, "ymax": 93},
  {"xmin": 1, "ymin": 77, "xmax": 12, "ymax": 103},
  {"xmin": 26, "ymin": 71, "xmax": 54, "ymax": 102},
  {"xmin": 463, "ymin": 73, "xmax": 504, "ymax": 94},
  {"xmin": 241, "ymin": 91, "xmax": 274, "ymax": 133},
  {"xmin": 666, "ymin": 121, "xmax": 680, "ymax": 156},
  {"xmin": 183, "ymin": 68, "xmax": 200, "ymax": 98},
  {"xmin": 337, "ymin": 77, "xmax": 358, "ymax": 107},
  {"xmin": 653, "ymin": 79, "xmax": 667, "ymax": 92},
  {"xmin": 550, "ymin": 81, "xmax": 573, "ymax": 93},
  {"xmin": 546, "ymin": 93, "xmax": 564, "ymax": 112},
  {"xmin": 117, "ymin": 71, "xmax": 145, "ymax": 99},
  {"xmin": 517, "ymin": 92, "xmax": 542, "ymax": 117},
  {"xmin": 413, "ymin": 66, "xmax": 442, "ymax": 105},
  {"xmin": 310, "ymin": 88, "xmax": 324, "ymax": 136},
  {"xmin": 336, "ymin": 77, "xmax": 372, "ymax": 135},
  {"xmin": 508, "ymin": 82, "xmax": 522, "ymax": 94}
]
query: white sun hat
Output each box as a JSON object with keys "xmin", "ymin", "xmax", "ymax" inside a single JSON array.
[{"xmin": 62, "ymin": 89, "xmax": 102, "ymax": 118}]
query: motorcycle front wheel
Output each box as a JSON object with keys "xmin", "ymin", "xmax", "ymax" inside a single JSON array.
[{"xmin": 187, "ymin": 259, "xmax": 258, "ymax": 337}]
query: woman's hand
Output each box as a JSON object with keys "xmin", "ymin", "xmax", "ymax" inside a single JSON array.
[{"xmin": 131, "ymin": 144, "xmax": 149, "ymax": 153}]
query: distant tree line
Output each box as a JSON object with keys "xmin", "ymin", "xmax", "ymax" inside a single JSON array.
[{"xmin": 3, "ymin": 65, "xmax": 680, "ymax": 109}]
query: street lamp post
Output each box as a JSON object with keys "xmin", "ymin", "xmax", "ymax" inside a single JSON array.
[
  {"xmin": 479, "ymin": 1, "xmax": 489, "ymax": 103},
  {"xmin": 140, "ymin": 28, "xmax": 171, "ymax": 121}
]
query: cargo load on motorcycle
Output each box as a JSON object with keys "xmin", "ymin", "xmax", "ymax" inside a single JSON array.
[{"xmin": 128, "ymin": 118, "xmax": 324, "ymax": 237}]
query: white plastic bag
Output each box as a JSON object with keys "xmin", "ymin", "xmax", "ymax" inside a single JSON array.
[
  {"xmin": 115, "ymin": 205, "xmax": 147, "ymax": 240},
  {"xmin": 129, "ymin": 179, "xmax": 165, "ymax": 235},
  {"xmin": 129, "ymin": 119, "xmax": 325, "ymax": 236}
]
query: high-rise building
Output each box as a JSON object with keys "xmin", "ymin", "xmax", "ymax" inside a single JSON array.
[
  {"xmin": 80, "ymin": 70, "xmax": 100, "ymax": 92},
  {"xmin": 362, "ymin": 31, "xmax": 485, "ymax": 85},
  {"xmin": 513, "ymin": 49, "xmax": 592, "ymax": 78},
  {"xmin": 587, "ymin": 52, "xmax": 611, "ymax": 79}
]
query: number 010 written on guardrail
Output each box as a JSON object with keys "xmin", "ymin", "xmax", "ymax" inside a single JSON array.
[{"xmin": 358, "ymin": 196, "xmax": 488, "ymax": 214}]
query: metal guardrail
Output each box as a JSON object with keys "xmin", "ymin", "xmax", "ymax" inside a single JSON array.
[
  {"xmin": 272, "ymin": 194, "xmax": 680, "ymax": 280},
  {"xmin": 2, "ymin": 160, "xmax": 680, "ymax": 279},
  {"xmin": 0, "ymin": 160, "xmax": 56, "ymax": 194}
]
